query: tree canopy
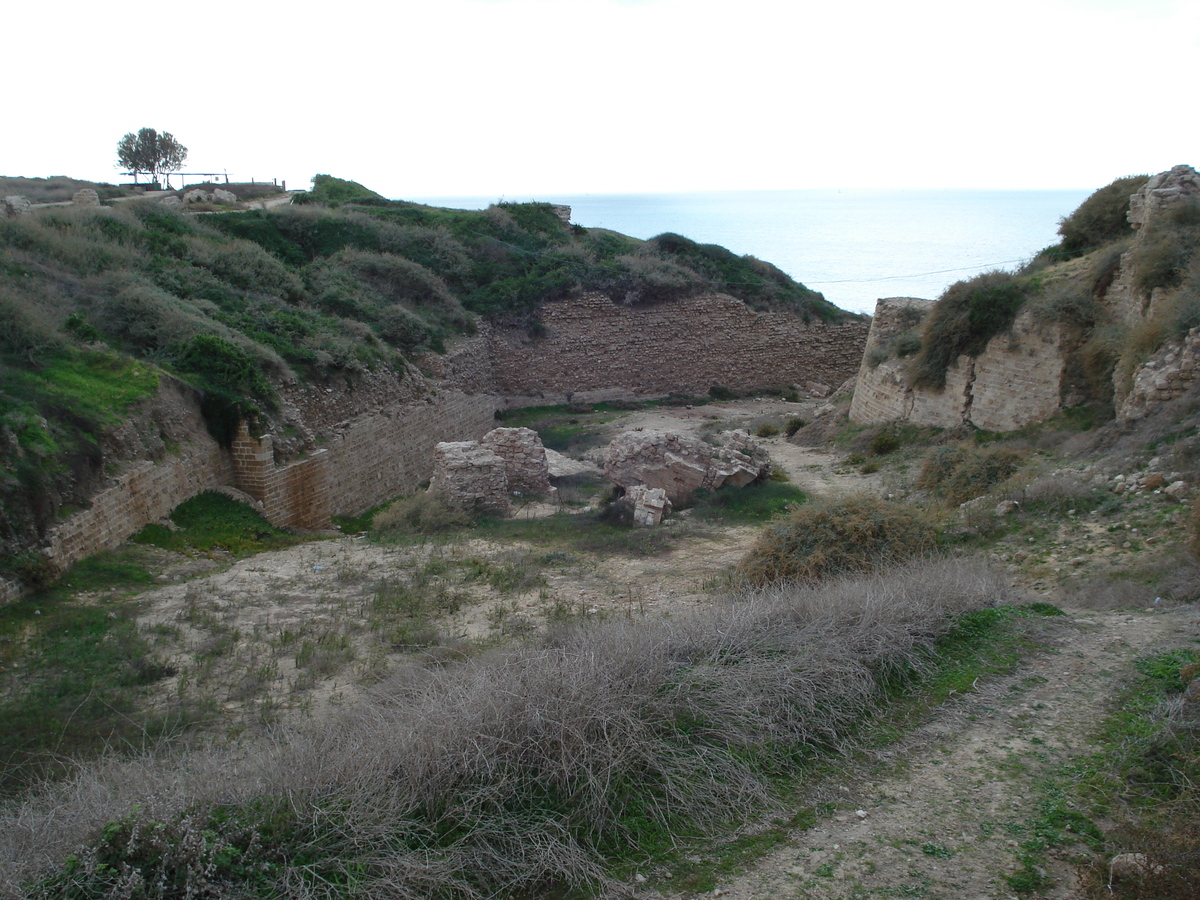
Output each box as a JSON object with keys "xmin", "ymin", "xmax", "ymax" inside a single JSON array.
[{"xmin": 116, "ymin": 128, "xmax": 187, "ymax": 186}]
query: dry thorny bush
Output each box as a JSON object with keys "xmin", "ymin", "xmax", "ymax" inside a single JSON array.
[{"xmin": 0, "ymin": 557, "xmax": 1005, "ymax": 899}]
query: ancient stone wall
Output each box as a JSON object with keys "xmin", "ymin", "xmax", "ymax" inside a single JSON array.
[
  {"xmin": 1119, "ymin": 328, "xmax": 1200, "ymax": 420},
  {"xmin": 850, "ymin": 299, "xmax": 1068, "ymax": 431},
  {"xmin": 43, "ymin": 437, "xmax": 233, "ymax": 571},
  {"xmin": 488, "ymin": 293, "xmax": 869, "ymax": 401}
]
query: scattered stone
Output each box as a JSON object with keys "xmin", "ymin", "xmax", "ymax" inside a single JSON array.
[
  {"xmin": 212, "ymin": 188, "xmax": 238, "ymax": 204},
  {"xmin": 628, "ymin": 484, "xmax": 671, "ymax": 527},
  {"xmin": 995, "ymin": 499, "xmax": 1019, "ymax": 516},
  {"xmin": 604, "ymin": 429, "xmax": 771, "ymax": 507},
  {"xmin": 158, "ymin": 195, "xmax": 181, "ymax": 207},
  {"xmin": 183, "ymin": 188, "xmax": 212, "ymax": 204},
  {"xmin": 1165, "ymin": 480, "xmax": 1188, "ymax": 500}
]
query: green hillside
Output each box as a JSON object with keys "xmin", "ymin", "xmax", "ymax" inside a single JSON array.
[{"xmin": 0, "ymin": 175, "xmax": 840, "ymax": 566}]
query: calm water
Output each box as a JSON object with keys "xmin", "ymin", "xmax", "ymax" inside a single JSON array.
[{"xmin": 408, "ymin": 189, "xmax": 1093, "ymax": 315}]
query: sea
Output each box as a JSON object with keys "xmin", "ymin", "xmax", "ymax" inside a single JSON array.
[{"xmin": 407, "ymin": 189, "xmax": 1094, "ymax": 316}]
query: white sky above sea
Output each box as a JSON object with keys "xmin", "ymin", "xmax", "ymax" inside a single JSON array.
[{"xmin": 3, "ymin": 0, "xmax": 1196, "ymax": 197}]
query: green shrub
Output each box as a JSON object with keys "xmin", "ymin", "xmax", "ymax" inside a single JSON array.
[
  {"xmin": 915, "ymin": 445, "xmax": 1023, "ymax": 506},
  {"xmin": 373, "ymin": 491, "xmax": 476, "ymax": 534},
  {"xmin": 784, "ymin": 416, "xmax": 808, "ymax": 437},
  {"xmin": 737, "ymin": 495, "xmax": 935, "ymax": 585},
  {"xmin": 295, "ymin": 174, "xmax": 385, "ymax": 206},
  {"xmin": 911, "ymin": 270, "xmax": 1029, "ymax": 389},
  {"xmin": 1056, "ymin": 175, "xmax": 1149, "ymax": 257},
  {"xmin": 131, "ymin": 492, "xmax": 299, "ymax": 556},
  {"xmin": 1131, "ymin": 200, "xmax": 1200, "ymax": 294},
  {"xmin": 709, "ymin": 384, "xmax": 736, "ymax": 401}
]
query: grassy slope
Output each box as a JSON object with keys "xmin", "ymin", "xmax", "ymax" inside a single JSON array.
[{"xmin": 0, "ymin": 176, "xmax": 842, "ymax": 573}]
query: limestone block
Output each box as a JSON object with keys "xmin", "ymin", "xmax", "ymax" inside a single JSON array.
[
  {"xmin": 72, "ymin": 188, "xmax": 100, "ymax": 206},
  {"xmin": 183, "ymin": 189, "xmax": 212, "ymax": 204},
  {"xmin": 628, "ymin": 484, "xmax": 671, "ymax": 527},
  {"xmin": 1128, "ymin": 164, "xmax": 1200, "ymax": 230},
  {"xmin": 212, "ymin": 188, "xmax": 238, "ymax": 204},
  {"xmin": 604, "ymin": 430, "xmax": 713, "ymax": 505},
  {"xmin": 159, "ymin": 195, "xmax": 182, "ymax": 207},
  {"xmin": 429, "ymin": 441, "xmax": 510, "ymax": 514},
  {"xmin": 3, "ymin": 195, "xmax": 31, "ymax": 217}
]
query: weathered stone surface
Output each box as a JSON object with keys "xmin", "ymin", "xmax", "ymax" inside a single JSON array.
[
  {"xmin": 545, "ymin": 448, "xmax": 599, "ymax": 479},
  {"xmin": 1120, "ymin": 328, "xmax": 1200, "ymax": 420},
  {"xmin": 429, "ymin": 442, "xmax": 510, "ymax": 515},
  {"xmin": 71, "ymin": 188, "xmax": 100, "ymax": 207},
  {"xmin": 183, "ymin": 189, "xmax": 211, "ymax": 204},
  {"xmin": 3, "ymin": 195, "xmax": 31, "ymax": 217},
  {"xmin": 628, "ymin": 484, "xmax": 671, "ymax": 527},
  {"xmin": 604, "ymin": 429, "xmax": 770, "ymax": 506},
  {"xmin": 851, "ymin": 298, "xmax": 1072, "ymax": 432},
  {"xmin": 212, "ymin": 188, "xmax": 238, "ymax": 204},
  {"xmin": 159, "ymin": 195, "xmax": 182, "ymax": 207},
  {"xmin": 1127, "ymin": 164, "xmax": 1200, "ymax": 230},
  {"xmin": 604, "ymin": 430, "xmax": 713, "ymax": 505},
  {"xmin": 709, "ymin": 430, "xmax": 772, "ymax": 489},
  {"xmin": 479, "ymin": 426, "xmax": 552, "ymax": 496},
  {"xmin": 489, "ymin": 292, "xmax": 868, "ymax": 402}
]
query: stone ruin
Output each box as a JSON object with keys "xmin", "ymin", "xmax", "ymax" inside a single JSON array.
[
  {"xmin": 603, "ymin": 429, "xmax": 772, "ymax": 525},
  {"xmin": 182, "ymin": 187, "xmax": 239, "ymax": 205},
  {"xmin": 72, "ymin": 189, "xmax": 100, "ymax": 207},
  {"xmin": 428, "ymin": 426, "xmax": 553, "ymax": 515},
  {"xmin": 3, "ymin": 195, "xmax": 31, "ymax": 217}
]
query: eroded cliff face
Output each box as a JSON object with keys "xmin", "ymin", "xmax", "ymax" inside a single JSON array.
[{"xmin": 850, "ymin": 165, "xmax": 1200, "ymax": 433}]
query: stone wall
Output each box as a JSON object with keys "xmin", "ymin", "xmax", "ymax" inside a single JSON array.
[
  {"xmin": 488, "ymin": 293, "xmax": 869, "ymax": 401},
  {"xmin": 43, "ymin": 436, "xmax": 233, "ymax": 571},
  {"xmin": 850, "ymin": 298, "xmax": 1070, "ymax": 431},
  {"xmin": 30, "ymin": 387, "xmax": 500, "ymax": 580},
  {"xmin": 1119, "ymin": 328, "xmax": 1200, "ymax": 420}
]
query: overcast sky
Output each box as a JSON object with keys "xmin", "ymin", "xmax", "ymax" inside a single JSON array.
[{"xmin": 4, "ymin": 0, "xmax": 1197, "ymax": 198}]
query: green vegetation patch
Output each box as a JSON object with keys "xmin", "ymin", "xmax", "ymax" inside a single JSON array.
[
  {"xmin": 688, "ymin": 481, "xmax": 807, "ymax": 524},
  {"xmin": 911, "ymin": 270, "xmax": 1029, "ymax": 389},
  {"xmin": 0, "ymin": 549, "xmax": 178, "ymax": 795},
  {"xmin": 737, "ymin": 495, "xmax": 936, "ymax": 585},
  {"xmin": 132, "ymin": 491, "xmax": 304, "ymax": 557}
]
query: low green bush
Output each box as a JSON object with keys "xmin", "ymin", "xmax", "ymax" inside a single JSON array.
[
  {"xmin": 911, "ymin": 271, "xmax": 1029, "ymax": 389},
  {"xmin": 131, "ymin": 492, "xmax": 300, "ymax": 556},
  {"xmin": 915, "ymin": 445, "xmax": 1023, "ymax": 506},
  {"xmin": 736, "ymin": 495, "xmax": 935, "ymax": 585},
  {"xmin": 1056, "ymin": 174, "xmax": 1149, "ymax": 258}
]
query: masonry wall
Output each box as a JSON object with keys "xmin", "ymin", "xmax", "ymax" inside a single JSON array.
[
  {"xmin": 850, "ymin": 299, "xmax": 1068, "ymax": 431},
  {"xmin": 488, "ymin": 293, "xmax": 869, "ymax": 400},
  {"xmin": 43, "ymin": 438, "xmax": 233, "ymax": 571}
]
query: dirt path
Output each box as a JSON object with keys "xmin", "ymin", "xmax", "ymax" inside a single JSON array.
[{"xmin": 661, "ymin": 603, "xmax": 1200, "ymax": 900}]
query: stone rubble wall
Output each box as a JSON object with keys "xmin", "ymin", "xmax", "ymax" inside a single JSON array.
[
  {"xmin": 28, "ymin": 386, "xmax": 499, "ymax": 580},
  {"xmin": 1119, "ymin": 328, "xmax": 1200, "ymax": 420},
  {"xmin": 479, "ymin": 427, "xmax": 552, "ymax": 496},
  {"xmin": 850, "ymin": 299, "xmax": 1068, "ymax": 431},
  {"xmin": 429, "ymin": 442, "xmax": 511, "ymax": 515},
  {"xmin": 488, "ymin": 293, "xmax": 869, "ymax": 401},
  {"xmin": 604, "ymin": 429, "xmax": 770, "ymax": 507}
]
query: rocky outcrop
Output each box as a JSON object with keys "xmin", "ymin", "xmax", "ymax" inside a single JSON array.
[
  {"xmin": 1128, "ymin": 165, "xmax": 1200, "ymax": 230},
  {"xmin": 603, "ymin": 429, "xmax": 771, "ymax": 507}
]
